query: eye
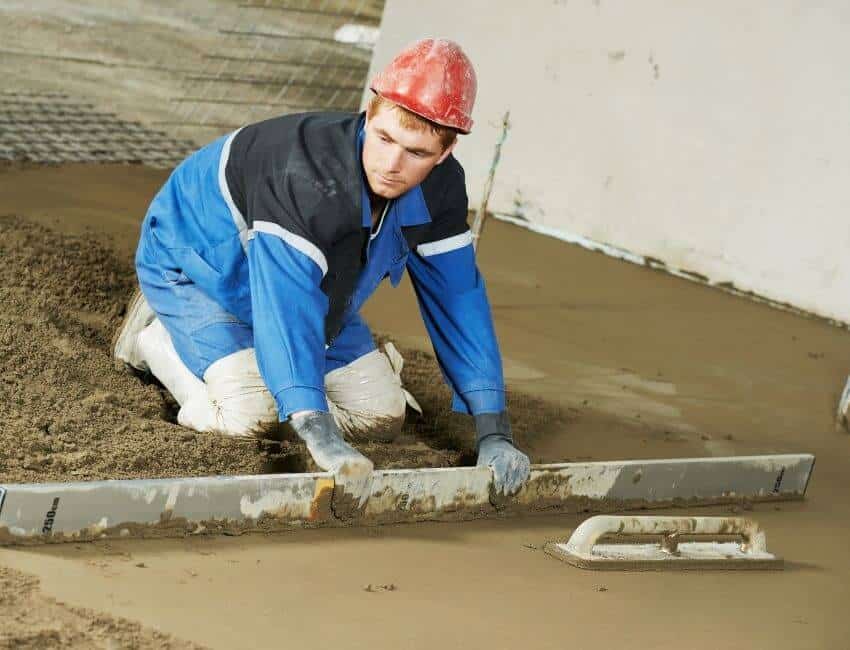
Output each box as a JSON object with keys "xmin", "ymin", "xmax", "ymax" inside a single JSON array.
[{"xmin": 379, "ymin": 134, "xmax": 391, "ymax": 143}]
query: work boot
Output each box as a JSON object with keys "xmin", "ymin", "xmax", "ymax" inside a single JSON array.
[{"xmin": 112, "ymin": 287, "xmax": 155, "ymax": 371}]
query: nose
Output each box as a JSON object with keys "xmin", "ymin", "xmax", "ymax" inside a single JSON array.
[{"xmin": 384, "ymin": 145, "xmax": 403, "ymax": 173}]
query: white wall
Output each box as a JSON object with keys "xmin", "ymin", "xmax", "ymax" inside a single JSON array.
[{"xmin": 366, "ymin": 1, "xmax": 850, "ymax": 323}]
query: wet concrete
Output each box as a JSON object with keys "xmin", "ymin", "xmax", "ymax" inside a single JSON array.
[{"xmin": 1, "ymin": 163, "xmax": 849, "ymax": 647}]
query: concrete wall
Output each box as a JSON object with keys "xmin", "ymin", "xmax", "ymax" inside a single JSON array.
[{"xmin": 366, "ymin": 1, "xmax": 850, "ymax": 324}]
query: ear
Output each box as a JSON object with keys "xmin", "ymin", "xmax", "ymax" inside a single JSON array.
[{"xmin": 435, "ymin": 139, "xmax": 457, "ymax": 166}]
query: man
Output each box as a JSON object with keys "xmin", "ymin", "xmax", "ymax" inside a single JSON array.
[{"xmin": 113, "ymin": 38, "xmax": 530, "ymax": 500}]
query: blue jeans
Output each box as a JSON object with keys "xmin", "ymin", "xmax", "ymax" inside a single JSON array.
[{"xmin": 135, "ymin": 233, "xmax": 375, "ymax": 380}]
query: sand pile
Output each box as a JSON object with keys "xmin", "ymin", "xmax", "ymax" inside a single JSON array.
[{"xmin": 0, "ymin": 214, "xmax": 566, "ymax": 485}]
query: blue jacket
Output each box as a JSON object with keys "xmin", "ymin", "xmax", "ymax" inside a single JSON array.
[{"xmin": 140, "ymin": 111, "xmax": 506, "ymax": 420}]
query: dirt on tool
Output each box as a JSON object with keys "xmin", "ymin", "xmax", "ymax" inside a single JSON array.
[{"xmin": 0, "ymin": 174, "xmax": 567, "ymax": 486}]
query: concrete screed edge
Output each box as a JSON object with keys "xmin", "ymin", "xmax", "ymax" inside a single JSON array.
[{"xmin": 0, "ymin": 454, "xmax": 815, "ymax": 544}]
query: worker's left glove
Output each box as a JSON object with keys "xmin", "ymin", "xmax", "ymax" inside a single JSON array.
[{"xmin": 475, "ymin": 411, "xmax": 531, "ymax": 497}]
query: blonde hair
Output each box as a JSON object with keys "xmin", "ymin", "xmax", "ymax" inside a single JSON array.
[{"xmin": 367, "ymin": 94, "xmax": 458, "ymax": 151}]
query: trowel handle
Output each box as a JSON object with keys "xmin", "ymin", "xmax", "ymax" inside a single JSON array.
[{"xmin": 564, "ymin": 515, "xmax": 768, "ymax": 556}]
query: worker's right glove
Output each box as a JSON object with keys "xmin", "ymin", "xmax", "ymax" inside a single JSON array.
[
  {"xmin": 290, "ymin": 411, "xmax": 374, "ymax": 507},
  {"xmin": 475, "ymin": 411, "xmax": 531, "ymax": 497}
]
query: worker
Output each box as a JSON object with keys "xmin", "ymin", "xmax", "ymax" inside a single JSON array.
[{"xmin": 113, "ymin": 38, "xmax": 530, "ymax": 501}]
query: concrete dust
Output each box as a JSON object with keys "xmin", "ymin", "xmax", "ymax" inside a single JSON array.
[{"xmin": 1, "ymin": 163, "xmax": 849, "ymax": 648}]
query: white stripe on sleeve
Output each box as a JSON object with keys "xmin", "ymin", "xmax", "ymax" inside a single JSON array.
[
  {"xmin": 218, "ymin": 128, "xmax": 248, "ymax": 250},
  {"xmin": 415, "ymin": 231, "xmax": 474, "ymax": 257},
  {"xmin": 253, "ymin": 221, "xmax": 328, "ymax": 277}
]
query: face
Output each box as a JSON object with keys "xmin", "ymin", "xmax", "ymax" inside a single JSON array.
[{"xmin": 362, "ymin": 106, "xmax": 456, "ymax": 199}]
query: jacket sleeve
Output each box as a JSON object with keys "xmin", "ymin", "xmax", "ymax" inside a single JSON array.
[
  {"xmin": 406, "ymin": 174, "xmax": 506, "ymax": 415},
  {"xmin": 230, "ymin": 115, "xmax": 362, "ymax": 421},
  {"xmin": 247, "ymin": 224, "xmax": 330, "ymax": 420}
]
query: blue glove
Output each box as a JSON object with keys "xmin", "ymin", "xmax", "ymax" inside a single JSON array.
[{"xmin": 474, "ymin": 411, "xmax": 531, "ymax": 497}]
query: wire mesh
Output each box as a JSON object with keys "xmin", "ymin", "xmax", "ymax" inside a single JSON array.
[
  {"xmin": 0, "ymin": 92, "xmax": 195, "ymax": 168},
  {"xmin": 170, "ymin": 0, "xmax": 384, "ymax": 141}
]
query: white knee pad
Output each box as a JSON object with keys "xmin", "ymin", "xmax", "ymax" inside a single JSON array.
[
  {"xmin": 137, "ymin": 322, "xmax": 275, "ymax": 438},
  {"xmin": 137, "ymin": 319, "xmax": 208, "ymax": 408},
  {"xmin": 203, "ymin": 348, "xmax": 277, "ymax": 437},
  {"xmin": 325, "ymin": 343, "xmax": 420, "ymax": 442},
  {"xmin": 136, "ymin": 319, "xmax": 221, "ymax": 434}
]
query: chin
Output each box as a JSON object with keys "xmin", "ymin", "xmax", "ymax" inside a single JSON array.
[
  {"xmin": 373, "ymin": 179, "xmax": 408, "ymax": 199},
  {"xmin": 381, "ymin": 186, "xmax": 407, "ymax": 199}
]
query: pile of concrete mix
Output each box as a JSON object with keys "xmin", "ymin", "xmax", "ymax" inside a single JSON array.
[{"xmin": 0, "ymin": 214, "xmax": 565, "ymax": 485}]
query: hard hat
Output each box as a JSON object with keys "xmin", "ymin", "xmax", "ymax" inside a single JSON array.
[{"xmin": 370, "ymin": 38, "xmax": 477, "ymax": 134}]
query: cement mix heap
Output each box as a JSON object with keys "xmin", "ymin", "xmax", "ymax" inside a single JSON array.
[{"xmin": 0, "ymin": 210, "xmax": 563, "ymax": 487}]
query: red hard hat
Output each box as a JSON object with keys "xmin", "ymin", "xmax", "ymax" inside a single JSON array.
[{"xmin": 370, "ymin": 38, "xmax": 477, "ymax": 134}]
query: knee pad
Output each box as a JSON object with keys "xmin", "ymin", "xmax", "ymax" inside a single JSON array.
[
  {"xmin": 137, "ymin": 318, "xmax": 207, "ymax": 407},
  {"xmin": 325, "ymin": 345, "xmax": 418, "ymax": 442},
  {"xmin": 203, "ymin": 348, "xmax": 277, "ymax": 437}
]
